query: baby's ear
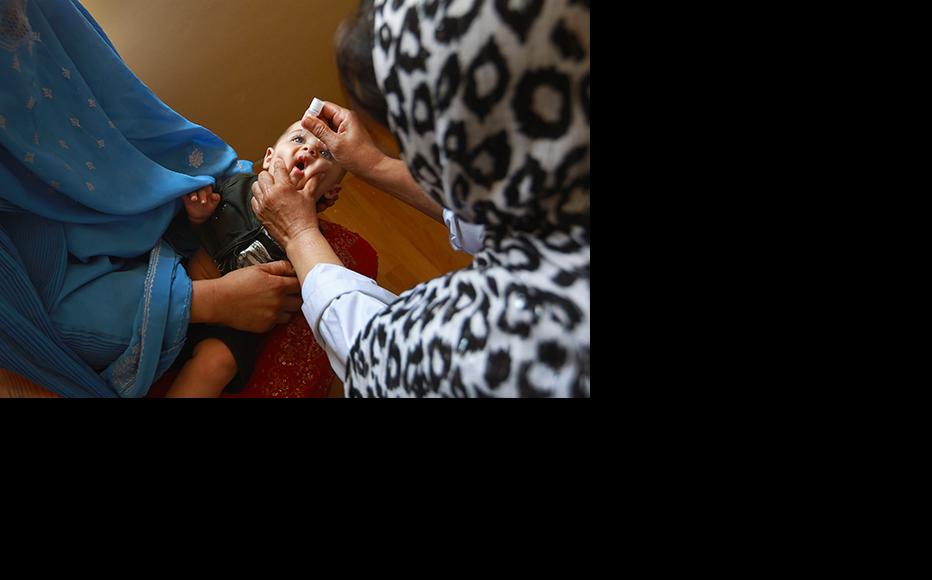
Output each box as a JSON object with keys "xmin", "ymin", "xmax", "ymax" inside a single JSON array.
[{"xmin": 262, "ymin": 147, "xmax": 274, "ymax": 170}]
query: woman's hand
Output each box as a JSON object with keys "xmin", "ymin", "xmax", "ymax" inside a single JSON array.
[
  {"xmin": 251, "ymin": 159, "xmax": 320, "ymax": 250},
  {"xmin": 304, "ymin": 101, "xmax": 445, "ymax": 223},
  {"xmin": 191, "ymin": 261, "xmax": 302, "ymax": 333},
  {"xmin": 301, "ymin": 101, "xmax": 386, "ymax": 180}
]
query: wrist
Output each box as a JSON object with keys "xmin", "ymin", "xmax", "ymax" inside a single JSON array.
[
  {"xmin": 285, "ymin": 226, "xmax": 324, "ymax": 257},
  {"xmin": 357, "ymin": 150, "xmax": 393, "ymax": 184},
  {"xmin": 190, "ymin": 279, "xmax": 221, "ymax": 325},
  {"xmin": 284, "ymin": 226, "xmax": 343, "ymax": 285}
]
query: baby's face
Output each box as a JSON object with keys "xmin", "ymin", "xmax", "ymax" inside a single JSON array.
[{"xmin": 263, "ymin": 120, "xmax": 346, "ymax": 200}]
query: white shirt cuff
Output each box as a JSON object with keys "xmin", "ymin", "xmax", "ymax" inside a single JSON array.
[
  {"xmin": 301, "ymin": 263, "xmax": 398, "ymax": 382},
  {"xmin": 443, "ymin": 208, "xmax": 486, "ymax": 255}
]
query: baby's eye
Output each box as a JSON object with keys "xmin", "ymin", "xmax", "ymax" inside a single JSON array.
[
  {"xmin": 320, "ymin": 149, "xmax": 334, "ymax": 161},
  {"xmin": 291, "ymin": 136, "xmax": 305, "ymax": 144}
]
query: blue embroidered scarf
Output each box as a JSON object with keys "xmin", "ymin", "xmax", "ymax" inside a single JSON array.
[{"xmin": 1, "ymin": 0, "xmax": 250, "ymax": 396}]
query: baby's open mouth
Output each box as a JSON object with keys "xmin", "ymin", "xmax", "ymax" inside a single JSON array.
[{"xmin": 295, "ymin": 161, "xmax": 306, "ymax": 171}]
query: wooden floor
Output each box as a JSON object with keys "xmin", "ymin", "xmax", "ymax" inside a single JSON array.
[{"xmin": 326, "ymin": 175, "xmax": 473, "ymax": 296}]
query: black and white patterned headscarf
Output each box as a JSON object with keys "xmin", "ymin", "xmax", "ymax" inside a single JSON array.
[{"xmin": 346, "ymin": 0, "xmax": 589, "ymax": 397}]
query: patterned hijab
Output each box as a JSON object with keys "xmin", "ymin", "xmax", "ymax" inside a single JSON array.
[{"xmin": 346, "ymin": 0, "xmax": 589, "ymax": 397}]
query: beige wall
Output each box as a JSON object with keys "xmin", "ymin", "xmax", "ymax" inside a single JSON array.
[{"xmin": 82, "ymin": 0, "xmax": 359, "ymax": 162}]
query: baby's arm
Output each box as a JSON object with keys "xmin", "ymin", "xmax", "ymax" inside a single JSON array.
[
  {"xmin": 185, "ymin": 247, "xmax": 223, "ymax": 281},
  {"xmin": 317, "ymin": 185, "xmax": 341, "ymax": 213},
  {"xmin": 183, "ymin": 186, "xmax": 221, "ymax": 225}
]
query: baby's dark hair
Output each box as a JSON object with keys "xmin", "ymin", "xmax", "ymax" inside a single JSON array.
[{"xmin": 335, "ymin": 0, "xmax": 388, "ymax": 127}]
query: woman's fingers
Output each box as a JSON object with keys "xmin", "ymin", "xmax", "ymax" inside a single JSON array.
[
  {"xmin": 277, "ymin": 275, "xmax": 301, "ymax": 295},
  {"xmin": 302, "ymin": 115, "xmax": 339, "ymax": 151},
  {"xmin": 256, "ymin": 169, "xmax": 278, "ymax": 195},
  {"xmin": 316, "ymin": 100, "xmax": 343, "ymax": 124},
  {"xmin": 272, "ymin": 158, "xmax": 290, "ymax": 182},
  {"xmin": 281, "ymin": 295, "xmax": 303, "ymax": 313},
  {"xmin": 251, "ymin": 178, "xmax": 267, "ymax": 203},
  {"xmin": 299, "ymin": 173, "xmax": 322, "ymax": 198},
  {"xmin": 258, "ymin": 259, "xmax": 295, "ymax": 277}
]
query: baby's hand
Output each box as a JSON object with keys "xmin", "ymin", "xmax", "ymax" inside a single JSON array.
[
  {"xmin": 183, "ymin": 186, "xmax": 221, "ymax": 225},
  {"xmin": 316, "ymin": 185, "xmax": 341, "ymax": 214}
]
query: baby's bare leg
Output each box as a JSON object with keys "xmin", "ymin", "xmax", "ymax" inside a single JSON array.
[{"xmin": 166, "ymin": 338, "xmax": 238, "ymax": 398}]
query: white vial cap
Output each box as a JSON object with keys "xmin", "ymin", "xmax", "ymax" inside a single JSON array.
[{"xmin": 305, "ymin": 98, "xmax": 324, "ymax": 118}]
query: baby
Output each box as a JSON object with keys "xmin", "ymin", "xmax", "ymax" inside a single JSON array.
[{"xmin": 164, "ymin": 114, "xmax": 347, "ymax": 397}]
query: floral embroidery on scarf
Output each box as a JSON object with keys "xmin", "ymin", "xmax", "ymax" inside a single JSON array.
[{"xmin": 188, "ymin": 148, "xmax": 204, "ymax": 168}]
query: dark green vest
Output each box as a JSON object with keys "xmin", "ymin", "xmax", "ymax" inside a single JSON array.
[{"xmin": 164, "ymin": 174, "xmax": 286, "ymax": 273}]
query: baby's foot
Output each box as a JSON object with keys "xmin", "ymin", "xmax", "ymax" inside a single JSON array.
[{"xmin": 184, "ymin": 186, "xmax": 221, "ymax": 225}]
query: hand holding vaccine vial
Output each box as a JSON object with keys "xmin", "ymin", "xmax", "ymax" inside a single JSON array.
[{"xmin": 305, "ymin": 98, "xmax": 324, "ymax": 118}]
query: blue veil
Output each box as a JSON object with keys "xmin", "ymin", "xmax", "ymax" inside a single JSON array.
[{"xmin": 0, "ymin": 0, "xmax": 251, "ymax": 396}]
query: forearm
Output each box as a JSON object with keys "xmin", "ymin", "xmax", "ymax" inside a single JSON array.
[
  {"xmin": 189, "ymin": 279, "xmax": 221, "ymax": 324},
  {"xmin": 361, "ymin": 156, "xmax": 445, "ymax": 224},
  {"xmin": 286, "ymin": 228, "xmax": 344, "ymax": 286}
]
